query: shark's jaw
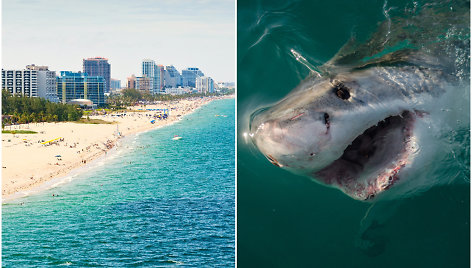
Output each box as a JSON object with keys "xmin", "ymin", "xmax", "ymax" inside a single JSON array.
[{"xmin": 314, "ymin": 111, "xmax": 418, "ymax": 200}]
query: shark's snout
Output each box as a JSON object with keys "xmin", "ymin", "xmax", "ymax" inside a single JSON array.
[{"xmin": 249, "ymin": 107, "xmax": 331, "ymax": 169}]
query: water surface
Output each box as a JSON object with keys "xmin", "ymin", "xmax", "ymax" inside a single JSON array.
[{"xmin": 3, "ymin": 99, "xmax": 235, "ymax": 267}]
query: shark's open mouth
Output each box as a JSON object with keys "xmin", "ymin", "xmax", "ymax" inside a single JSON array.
[{"xmin": 315, "ymin": 111, "xmax": 417, "ymax": 200}]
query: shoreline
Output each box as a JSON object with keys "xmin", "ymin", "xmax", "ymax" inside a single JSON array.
[
  {"xmin": 2, "ymin": 95, "xmax": 234, "ymax": 201},
  {"xmin": 2, "ymin": 126, "xmax": 134, "ymax": 203}
]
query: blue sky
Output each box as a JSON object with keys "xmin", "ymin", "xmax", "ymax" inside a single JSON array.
[{"xmin": 2, "ymin": 0, "xmax": 235, "ymax": 83}]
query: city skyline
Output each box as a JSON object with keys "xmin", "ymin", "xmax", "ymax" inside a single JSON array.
[{"xmin": 2, "ymin": 0, "xmax": 235, "ymax": 83}]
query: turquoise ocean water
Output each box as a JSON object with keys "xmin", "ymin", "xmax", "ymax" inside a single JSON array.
[
  {"xmin": 3, "ymin": 99, "xmax": 235, "ymax": 267},
  {"xmin": 238, "ymin": 0, "xmax": 469, "ymax": 267}
]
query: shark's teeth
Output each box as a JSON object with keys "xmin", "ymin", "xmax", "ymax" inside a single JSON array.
[{"xmin": 315, "ymin": 110, "xmax": 417, "ymax": 201}]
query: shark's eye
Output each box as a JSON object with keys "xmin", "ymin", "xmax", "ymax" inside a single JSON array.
[{"xmin": 334, "ymin": 83, "xmax": 350, "ymax": 100}]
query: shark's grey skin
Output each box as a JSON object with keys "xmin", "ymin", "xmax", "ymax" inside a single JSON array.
[{"xmin": 249, "ymin": 3, "xmax": 469, "ymax": 201}]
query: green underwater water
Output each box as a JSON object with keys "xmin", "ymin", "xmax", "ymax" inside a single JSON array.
[{"xmin": 238, "ymin": 0, "xmax": 469, "ymax": 267}]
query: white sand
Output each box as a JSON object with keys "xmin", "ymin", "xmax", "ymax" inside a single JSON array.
[{"xmin": 2, "ymin": 96, "xmax": 232, "ymax": 199}]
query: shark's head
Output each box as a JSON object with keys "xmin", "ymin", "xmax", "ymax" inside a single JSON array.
[{"xmin": 249, "ymin": 69, "xmax": 427, "ymax": 200}]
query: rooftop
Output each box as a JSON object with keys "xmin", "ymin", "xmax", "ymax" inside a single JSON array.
[{"xmin": 84, "ymin": 57, "xmax": 109, "ymax": 61}]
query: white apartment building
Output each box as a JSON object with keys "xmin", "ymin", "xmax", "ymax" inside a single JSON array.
[
  {"xmin": 26, "ymin": 65, "xmax": 58, "ymax": 102},
  {"xmin": 2, "ymin": 69, "xmax": 38, "ymax": 97},
  {"xmin": 195, "ymin": 75, "xmax": 204, "ymax": 93},
  {"xmin": 195, "ymin": 76, "xmax": 215, "ymax": 93}
]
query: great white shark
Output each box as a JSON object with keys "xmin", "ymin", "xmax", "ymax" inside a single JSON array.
[{"xmin": 248, "ymin": 1, "xmax": 469, "ymax": 201}]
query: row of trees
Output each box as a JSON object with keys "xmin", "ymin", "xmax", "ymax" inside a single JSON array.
[
  {"xmin": 2, "ymin": 89, "xmax": 83, "ymax": 126},
  {"xmin": 106, "ymin": 88, "xmax": 234, "ymax": 108},
  {"xmin": 1, "ymin": 87, "xmax": 235, "ymax": 125}
]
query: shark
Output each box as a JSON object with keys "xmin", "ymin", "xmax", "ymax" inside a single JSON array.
[{"xmin": 248, "ymin": 1, "xmax": 469, "ymax": 200}]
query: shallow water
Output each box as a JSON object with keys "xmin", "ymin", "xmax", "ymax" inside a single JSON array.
[
  {"xmin": 3, "ymin": 99, "xmax": 235, "ymax": 267},
  {"xmin": 238, "ymin": 0, "xmax": 469, "ymax": 267}
]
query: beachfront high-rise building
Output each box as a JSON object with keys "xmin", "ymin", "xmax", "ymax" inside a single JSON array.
[
  {"xmin": 83, "ymin": 57, "xmax": 111, "ymax": 93},
  {"xmin": 26, "ymin": 64, "xmax": 58, "ymax": 102},
  {"xmin": 127, "ymin": 74, "xmax": 136, "ymax": 89},
  {"xmin": 110, "ymin": 79, "xmax": 121, "ymax": 92},
  {"xmin": 195, "ymin": 75, "xmax": 203, "ymax": 93},
  {"xmin": 164, "ymin": 65, "xmax": 182, "ymax": 89},
  {"xmin": 142, "ymin": 59, "xmax": 155, "ymax": 89},
  {"xmin": 142, "ymin": 59, "xmax": 162, "ymax": 94},
  {"xmin": 157, "ymin": 65, "xmax": 165, "ymax": 92},
  {"xmin": 136, "ymin": 76, "xmax": 152, "ymax": 92},
  {"xmin": 155, "ymin": 66, "xmax": 162, "ymax": 94},
  {"xmin": 181, "ymin": 67, "xmax": 204, "ymax": 88},
  {"xmin": 195, "ymin": 76, "xmax": 215, "ymax": 93},
  {"xmin": 57, "ymin": 71, "xmax": 105, "ymax": 106},
  {"xmin": 2, "ymin": 69, "xmax": 38, "ymax": 97},
  {"xmin": 204, "ymin": 77, "xmax": 215, "ymax": 93}
]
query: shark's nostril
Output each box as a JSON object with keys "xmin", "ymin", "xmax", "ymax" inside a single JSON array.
[{"xmin": 249, "ymin": 107, "xmax": 270, "ymax": 130}]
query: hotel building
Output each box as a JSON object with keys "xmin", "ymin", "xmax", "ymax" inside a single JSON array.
[
  {"xmin": 142, "ymin": 59, "xmax": 162, "ymax": 94},
  {"xmin": 110, "ymin": 79, "xmax": 121, "ymax": 92},
  {"xmin": 127, "ymin": 74, "xmax": 137, "ymax": 89},
  {"xmin": 57, "ymin": 71, "xmax": 105, "ymax": 106},
  {"xmin": 195, "ymin": 76, "xmax": 215, "ymax": 93},
  {"xmin": 136, "ymin": 76, "xmax": 152, "ymax": 92},
  {"xmin": 83, "ymin": 57, "xmax": 111, "ymax": 93},
  {"xmin": 164, "ymin": 65, "xmax": 182, "ymax": 89},
  {"xmin": 157, "ymin": 65, "xmax": 165, "ymax": 92},
  {"xmin": 181, "ymin": 67, "xmax": 204, "ymax": 88}
]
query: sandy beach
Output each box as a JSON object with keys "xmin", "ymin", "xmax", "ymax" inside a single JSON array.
[{"xmin": 2, "ymin": 96, "xmax": 233, "ymax": 200}]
